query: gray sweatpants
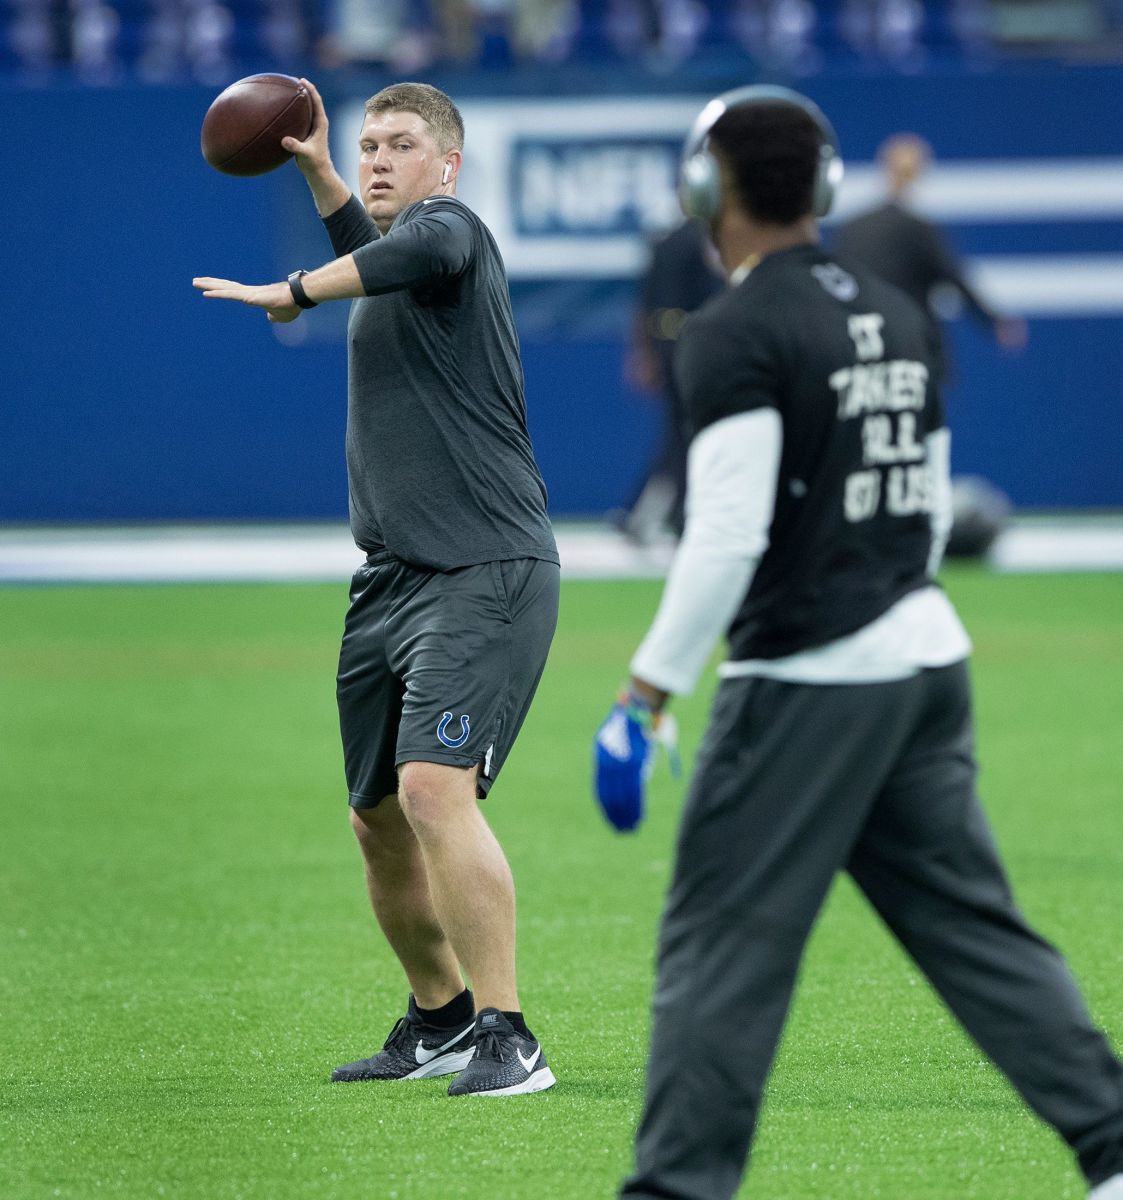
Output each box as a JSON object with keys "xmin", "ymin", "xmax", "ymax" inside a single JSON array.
[{"xmin": 621, "ymin": 661, "xmax": 1123, "ymax": 1199}]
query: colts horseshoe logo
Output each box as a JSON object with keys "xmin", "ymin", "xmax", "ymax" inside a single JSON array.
[{"xmin": 437, "ymin": 711, "xmax": 471, "ymax": 748}]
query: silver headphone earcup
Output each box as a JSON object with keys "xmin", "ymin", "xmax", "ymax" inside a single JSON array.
[
  {"xmin": 813, "ymin": 147, "xmax": 844, "ymax": 217},
  {"xmin": 680, "ymin": 152, "xmax": 720, "ymax": 221}
]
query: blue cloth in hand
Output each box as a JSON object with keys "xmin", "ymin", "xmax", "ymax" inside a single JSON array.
[{"xmin": 593, "ymin": 700, "xmax": 653, "ymax": 832}]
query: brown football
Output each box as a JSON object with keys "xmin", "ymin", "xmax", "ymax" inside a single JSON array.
[{"xmin": 201, "ymin": 73, "xmax": 313, "ymax": 177}]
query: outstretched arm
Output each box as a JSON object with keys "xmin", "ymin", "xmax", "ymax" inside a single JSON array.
[
  {"xmin": 192, "ymin": 253, "xmax": 364, "ymax": 322},
  {"xmin": 925, "ymin": 222, "xmax": 1027, "ymax": 351},
  {"xmin": 193, "ymin": 206, "xmax": 474, "ymax": 320}
]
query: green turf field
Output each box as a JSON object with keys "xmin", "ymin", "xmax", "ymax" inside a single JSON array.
[{"xmin": 2, "ymin": 569, "xmax": 1121, "ymax": 1199}]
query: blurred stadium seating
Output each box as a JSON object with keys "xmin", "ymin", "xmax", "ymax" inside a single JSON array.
[{"xmin": 7, "ymin": 0, "xmax": 1123, "ymax": 80}]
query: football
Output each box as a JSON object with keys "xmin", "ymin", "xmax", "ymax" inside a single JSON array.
[{"xmin": 200, "ymin": 73, "xmax": 313, "ymax": 177}]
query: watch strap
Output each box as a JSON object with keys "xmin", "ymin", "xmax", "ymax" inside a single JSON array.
[{"xmin": 287, "ymin": 269, "xmax": 318, "ymax": 309}]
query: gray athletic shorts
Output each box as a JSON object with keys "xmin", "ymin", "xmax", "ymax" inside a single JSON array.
[{"xmin": 336, "ymin": 553, "xmax": 560, "ymax": 808}]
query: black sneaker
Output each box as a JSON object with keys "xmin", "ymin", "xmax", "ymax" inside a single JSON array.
[
  {"xmin": 447, "ymin": 1008, "xmax": 556, "ymax": 1096},
  {"xmin": 331, "ymin": 996, "xmax": 475, "ymax": 1082}
]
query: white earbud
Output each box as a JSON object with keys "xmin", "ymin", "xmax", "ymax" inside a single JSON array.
[{"xmin": 441, "ymin": 163, "xmax": 452, "ymax": 185}]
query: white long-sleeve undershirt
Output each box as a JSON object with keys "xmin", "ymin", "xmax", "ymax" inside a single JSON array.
[{"xmin": 630, "ymin": 409, "xmax": 781, "ymax": 695}]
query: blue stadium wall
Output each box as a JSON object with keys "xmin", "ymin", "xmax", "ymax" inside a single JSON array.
[{"xmin": 3, "ymin": 65, "xmax": 1122, "ymax": 521}]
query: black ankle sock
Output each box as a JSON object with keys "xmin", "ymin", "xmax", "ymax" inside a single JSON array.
[
  {"xmin": 502, "ymin": 1010, "xmax": 531, "ymax": 1039},
  {"xmin": 416, "ymin": 988, "xmax": 474, "ymax": 1029}
]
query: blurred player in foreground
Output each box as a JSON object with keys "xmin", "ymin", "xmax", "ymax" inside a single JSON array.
[
  {"xmin": 835, "ymin": 132, "xmax": 1027, "ymax": 376},
  {"xmin": 594, "ymin": 86, "xmax": 1123, "ymax": 1199},
  {"xmin": 194, "ymin": 80, "xmax": 558, "ymax": 1097}
]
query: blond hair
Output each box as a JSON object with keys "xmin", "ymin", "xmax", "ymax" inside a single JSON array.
[{"xmin": 364, "ymin": 82, "xmax": 464, "ymax": 154}]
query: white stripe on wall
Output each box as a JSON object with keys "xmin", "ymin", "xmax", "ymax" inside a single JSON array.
[
  {"xmin": 831, "ymin": 159, "xmax": 1123, "ymax": 223},
  {"xmin": 501, "ymin": 247, "xmax": 1123, "ymax": 315},
  {"xmin": 970, "ymin": 255, "xmax": 1123, "ymax": 315}
]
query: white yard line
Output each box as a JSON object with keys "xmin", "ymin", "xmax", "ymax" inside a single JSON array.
[{"xmin": 0, "ymin": 520, "xmax": 1120, "ymax": 584}]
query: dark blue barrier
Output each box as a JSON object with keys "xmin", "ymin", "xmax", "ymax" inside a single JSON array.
[{"xmin": 2, "ymin": 70, "xmax": 1121, "ymax": 522}]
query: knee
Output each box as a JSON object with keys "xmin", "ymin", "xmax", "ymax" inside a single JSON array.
[
  {"xmin": 398, "ymin": 762, "xmax": 475, "ymax": 842},
  {"xmin": 348, "ymin": 801, "xmax": 399, "ymax": 860}
]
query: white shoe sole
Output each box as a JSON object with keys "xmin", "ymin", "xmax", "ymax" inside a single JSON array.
[
  {"xmin": 403, "ymin": 1047, "xmax": 476, "ymax": 1080},
  {"xmin": 472, "ymin": 1066, "xmax": 557, "ymax": 1096}
]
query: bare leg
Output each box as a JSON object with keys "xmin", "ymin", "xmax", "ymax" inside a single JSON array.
[
  {"xmin": 398, "ymin": 761, "xmax": 520, "ymax": 1013},
  {"xmin": 349, "ymin": 797, "xmax": 464, "ymax": 1010}
]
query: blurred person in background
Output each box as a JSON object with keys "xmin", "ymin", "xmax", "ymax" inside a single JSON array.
[
  {"xmin": 317, "ymin": 0, "xmax": 577, "ymax": 68},
  {"xmin": 835, "ymin": 132, "xmax": 1027, "ymax": 381},
  {"xmin": 604, "ymin": 0, "xmax": 709, "ymax": 65},
  {"xmin": 619, "ymin": 219, "xmax": 724, "ymax": 544},
  {"xmin": 836, "ymin": 132, "xmax": 1026, "ymax": 557},
  {"xmin": 317, "ymin": 0, "xmax": 439, "ymax": 70},
  {"xmin": 468, "ymin": 0, "xmax": 577, "ymax": 62}
]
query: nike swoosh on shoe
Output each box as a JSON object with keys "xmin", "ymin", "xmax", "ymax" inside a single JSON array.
[
  {"xmin": 516, "ymin": 1045, "xmax": 542, "ymax": 1073},
  {"xmin": 414, "ymin": 1022, "xmax": 475, "ymax": 1065}
]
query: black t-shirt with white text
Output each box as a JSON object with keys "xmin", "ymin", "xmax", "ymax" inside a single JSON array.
[{"xmin": 675, "ymin": 243, "xmax": 943, "ymax": 660}]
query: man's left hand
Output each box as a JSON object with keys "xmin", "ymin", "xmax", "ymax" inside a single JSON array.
[
  {"xmin": 593, "ymin": 686, "xmax": 678, "ymax": 833},
  {"xmin": 193, "ymin": 277, "xmax": 301, "ymax": 323},
  {"xmin": 594, "ymin": 697, "xmax": 653, "ymax": 833}
]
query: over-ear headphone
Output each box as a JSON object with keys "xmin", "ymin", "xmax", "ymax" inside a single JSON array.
[
  {"xmin": 679, "ymin": 84, "xmax": 843, "ymax": 222},
  {"xmin": 441, "ymin": 162, "xmax": 452, "ymax": 185}
]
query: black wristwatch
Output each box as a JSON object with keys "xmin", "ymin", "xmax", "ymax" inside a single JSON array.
[{"xmin": 287, "ymin": 269, "xmax": 318, "ymax": 309}]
